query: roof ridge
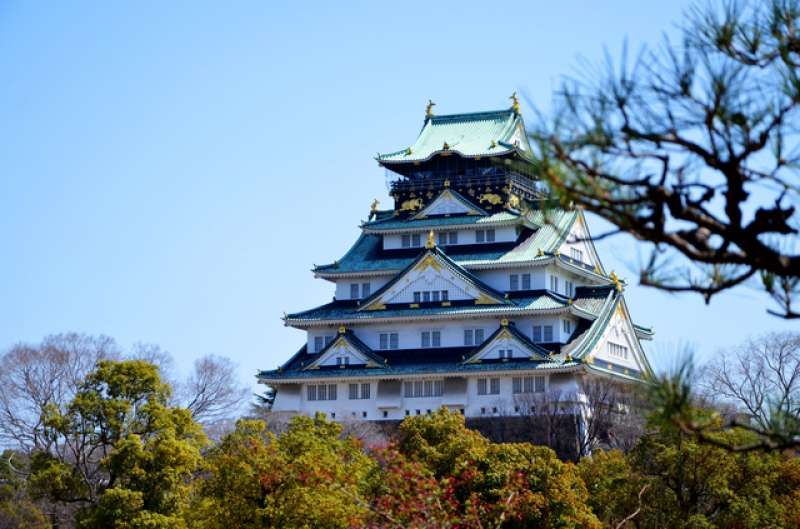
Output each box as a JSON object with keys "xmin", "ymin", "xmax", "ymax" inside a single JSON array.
[{"xmin": 428, "ymin": 108, "xmax": 515, "ymax": 122}]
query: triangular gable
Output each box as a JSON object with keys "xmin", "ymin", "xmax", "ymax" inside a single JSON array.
[
  {"xmin": 557, "ymin": 210, "xmax": 606, "ymax": 275},
  {"xmin": 359, "ymin": 246, "xmax": 509, "ymax": 311},
  {"xmin": 463, "ymin": 321, "xmax": 550, "ymax": 363},
  {"xmin": 304, "ymin": 330, "xmax": 385, "ymax": 369},
  {"xmin": 413, "ymin": 188, "xmax": 486, "ymax": 219}
]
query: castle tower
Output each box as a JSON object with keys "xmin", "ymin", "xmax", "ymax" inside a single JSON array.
[{"xmin": 258, "ymin": 100, "xmax": 654, "ymax": 422}]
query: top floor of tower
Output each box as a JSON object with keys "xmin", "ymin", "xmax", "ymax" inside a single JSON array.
[{"xmin": 376, "ymin": 96, "xmax": 543, "ymax": 215}]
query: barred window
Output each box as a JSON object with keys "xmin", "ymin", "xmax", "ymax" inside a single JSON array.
[
  {"xmin": 477, "ymin": 378, "xmax": 487, "ymax": 395},
  {"xmin": 489, "ymin": 378, "xmax": 500, "ymax": 395},
  {"xmin": 521, "ymin": 273, "xmax": 531, "ymax": 290},
  {"xmin": 349, "ymin": 383, "xmax": 358, "ymax": 400},
  {"xmin": 361, "ymin": 383, "xmax": 370, "ymax": 399},
  {"xmin": 543, "ymin": 325, "xmax": 553, "ymax": 342},
  {"xmin": 510, "ymin": 274, "xmax": 519, "ymax": 291}
]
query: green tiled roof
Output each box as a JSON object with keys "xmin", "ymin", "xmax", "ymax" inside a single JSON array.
[
  {"xmin": 362, "ymin": 211, "xmax": 522, "ymax": 233},
  {"xmin": 315, "ymin": 209, "xmax": 579, "ymax": 276},
  {"xmin": 284, "ymin": 289, "xmax": 598, "ymax": 326},
  {"xmin": 377, "ymin": 109, "xmax": 532, "ymax": 164}
]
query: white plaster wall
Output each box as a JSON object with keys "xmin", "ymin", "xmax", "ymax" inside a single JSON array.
[
  {"xmin": 382, "ymin": 226, "xmax": 518, "ymax": 250},
  {"xmin": 334, "ymin": 277, "xmax": 391, "ymax": 300},
  {"xmin": 476, "ymin": 268, "xmax": 546, "ymax": 292}
]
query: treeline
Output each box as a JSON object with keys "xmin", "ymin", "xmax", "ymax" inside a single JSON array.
[{"xmin": 1, "ymin": 332, "xmax": 800, "ymax": 528}]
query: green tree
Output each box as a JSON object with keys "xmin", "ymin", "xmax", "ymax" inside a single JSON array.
[
  {"xmin": 189, "ymin": 414, "xmax": 374, "ymax": 529},
  {"xmin": 396, "ymin": 409, "xmax": 601, "ymax": 529},
  {"xmin": 30, "ymin": 359, "xmax": 206, "ymax": 529},
  {"xmin": 0, "ymin": 450, "xmax": 48, "ymax": 529}
]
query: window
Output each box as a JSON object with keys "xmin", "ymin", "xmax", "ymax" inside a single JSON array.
[
  {"xmin": 350, "ymin": 283, "xmax": 359, "ymax": 299},
  {"xmin": 510, "ymin": 274, "xmax": 519, "ymax": 291},
  {"xmin": 543, "ymin": 325, "xmax": 554, "ymax": 342},
  {"xmin": 532, "ymin": 325, "xmax": 554, "ymax": 342},
  {"xmin": 379, "ymin": 332, "xmax": 399, "ymax": 350},
  {"xmin": 441, "ymin": 290, "xmax": 449, "ymax": 301},
  {"xmin": 570, "ymin": 247, "xmax": 583, "ymax": 262},
  {"xmin": 449, "ymin": 231, "xmax": 458, "ymax": 244},
  {"xmin": 336, "ymin": 356, "xmax": 349, "ymax": 366},
  {"xmin": 350, "ymin": 382, "xmax": 370, "ymax": 399},
  {"xmin": 422, "ymin": 291, "xmax": 431, "ymax": 302},
  {"xmin": 383, "ymin": 410, "xmax": 388, "ymax": 418},
  {"xmin": 404, "ymin": 380, "xmax": 444, "ymax": 398},
  {"xmin": 513, "ymin": 376, "xmax": 546, "ymax": 394},
  {"xmin": 477, "ymin": 378, "xmax": 499, "ymax": 395},
  {"xmin": 565, "ymin": 280, "xmax": 574, "ymax": 297},
  {"xmin": 413, "ymin": 291, "xmax": 421, "ymax": 303},
  {"xmin": 550, "ymin": 275, "xmax": 559, "ymax": 292},
  {"xmin": 498, "ymin": 349, "xmax": 513, "ymax": 359},
  {"xmin": 411, "ymin": 233, "xmax": 421, "ymax": 247},
  {"xmin": 401, "ymin": 234, "xmax": 411, "ymax": 248},
  {"xmin": 414, "ymin": 290, "xmax": 448, "ymax": 304},
  {"xmin": 349, "ymin": 383, "xmax": 358, "ymax": 400},
  {"xmin": 432, "ymin": 290, "xmax": 440, "ymax": 302},
  {"xmin": 307, "ymin": 384, "xmax": 338, "ymax": 401},
  {"xmin": 314, "ymin": 336, "xmax": 324, "ymax": 352},
  {"xmin": 563, "ymin": 320, "xmax": 572, "ymax": 334},
  {"xmin": 608, "ymin": 342, "xmax": 629, "ymax": 359},
  {"xmin": 361, "ymin": 283, "xmax": 371, "ymax": 297},
  {"xmin": 463, "ymin": 328, "xmax": 485, "ymax": 346},
  {"xmin": 521, "ymin": 273, "xmax": 531, "ymax": 290},
  {"xmin": 438, "ymin": 232, "xmax": 448, "ymax": 246},
  {"xmin": 533, "ymin": 326, "xmax": 542, "ymax": 342},
  {"xmin": 361, "ymin": 383, "xmax": 370, "ymax": 399},
  {"xmin": 362, "ymin": 411, "xmax": 367, "ymax": 418},
  {"xmin": 476, "ymin": 229, "xmax": 496, "ymax": 243},
  {"xmin": 421, "ymin": 330, "xmax": 441, "ymax": 348}
]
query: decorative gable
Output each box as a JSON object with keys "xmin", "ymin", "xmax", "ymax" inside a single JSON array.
[
  {"xmin": 583, "ymin": 298, "xmax": 654, "ymax": 379},
  {"xmin": 304, "ymin": 330, "xmax": 384, "ymax": 369},
  {"xmin": 414, "ymin": 187, "xmax": 486, "ymax": 219},
  {"xmin": 557, "ymin": 212, "xmax": 605, "ymax": 273},
  {"xmin": 359, "ymin": 248, "xmax": 507, "ymax": 310},
  {"xmin": 463, "ymin": 321, "xmax": 550, "ymax": 363}
]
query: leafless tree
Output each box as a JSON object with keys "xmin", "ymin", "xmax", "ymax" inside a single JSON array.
[
  {"xmin": 534, "ymin": 0, "xmax": 800, "ymax": 318},
  {"xmin": 575, "ymin": 376, "xmax": 645, "ymax": 455},
  {"xmin": 0, "ymin": 334, "xmax": 120, "ymax": 451},
  {"xmin": 701, "ymin": 331, "xmax": 800, "ymax": 437},
  {"xmin": 180, "ymin": 355, "xmax": 248, "ymax": 424}
]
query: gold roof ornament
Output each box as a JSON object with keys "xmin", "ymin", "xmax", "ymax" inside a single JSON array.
[
  {"xmin": 425, "ymin": 99, "xmax": 436, "ymax": 118},
  {"xmin": 442, "ymin": 141, "xmax": 450, "ymax": 150},
  {"xmin": 405, "ymin": 147, "xmax": 413, "ymax": 156},
  {"xmin": 369, "ymin": 198, "xmax": 379, "ymax": 215},
  {"xmin": 510, "ymin": 91, "xmax": 521, "ymax": 114},
  {"xmin": 489, "ymin": 139, "xmax": 497, "ymax": 149},
  {"xmin": 443, "ymin": 178, "xmax": 450, "ymax": 188},
  {"xmin": 500, "ymin": 318, "xmax": 509, "ymax": 327},
  {"xmin": 425, "ymin": 229, "xmax": 436, "ymax": 249},
  {"xmin": 338, "ymin": 325, "xmax": 346, "ymax": 334},
  {"xmin": 536, "ymin": 248, "xmax": 544, "ymax": 257},
  {"xmin": 609, "ymin": 271, "xmax": 624, "ymax": 292}
]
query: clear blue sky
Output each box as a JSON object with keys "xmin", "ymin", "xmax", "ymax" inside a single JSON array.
[{"xmin": 1, "ymin": 1, "xmax": 795, "ymax": 392}]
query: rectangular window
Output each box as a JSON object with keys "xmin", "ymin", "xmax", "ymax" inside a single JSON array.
[
  {"xmin": 608, "ymin": 342, "xmax": 629, "ymax": 359},
  {"xmin": 362, "ymin": 283, "xmax": 371, "ymax": 297},
  {"xmin": 534, "ymin": 376, "xmax": 545, "ymax": 393},
  {"xmin": 434, "ymin": 380, "xmax": 443, "ymax": 396},
  {"xmin": 533, "ymin": 326, "xmax": 543, "ymax": 342},
  {"xmin": 477, "ymin": 378, "xmax": 487, "ymax": 395},
  {"xmin": 476, "ymin": 229, "xmax": 485, "ymax": 243},
  {"xmin": 489, "ymin": 378, "xmax": 500, "ymax": 394},
  {"xmin": 432, "ymin": 331, "xmax": 441, "ymax": 347},
  {"xmin": 404, "ymin": 380, "xmax": 444, "ymax": 398},
  {"xmin": 349, "ymin": 383, "xmax": 359, "ymax": 400},
  {"xmin": 414, "ymin": 381, "xmax": 423, "ymax": 397},
  {"xmin": 318, "ymin": 384, "xmax": 327, "ymax": 401},
  {"xmin": 379, "ymin": 332, "xmax": 399, "ymax": 350},
  {"xmin": 448, "ymin": 231, "xmax": 458, "ymax": 244},
  {"xmin": 523, "ymin": 376, "xmax": 534, "ymax": 393},
  {"xmin": 422, "ymin": 291, "xmax": 431, "ymax": 303},
  {"xmin": 563, "ymin": 320, "xmax": 572, "ymax": 334},
  {"xmin": 421, "ymin": 331, "xmax": 430, "ymax": 348},
  {"xmin": 389, "ymin": 333, "xmax": 399, "ymax": 349},
  {"xmin": 401, "ymin": 234, "xmax": 411, "ymax": 248},
  {"xmin": 361, "ymin": 383, "xmax": 370, "ymax": 399},
  {"xmin": 510, "ymin": 274, "xmax": 519, "ymax": 291},
  {"xmin": 475, "ymin": 328, "xmax": 484, "ymax": 343},
  {"xmin": 336, "ymin": 356, "xmax": 349, "ymax": 366},
  {"xmin": 307, "ymin": 385, "xmax": 317, "ymax": 401},
  {"xmin": 424, "ymin": 380, "xmax": 433, "ymax": 397},
  {"xmin": 328, "ymin": 384, "xmax": 337, "ymax": 400},
  {"xmin": 565, "ymin": 280, "xmax": 574, "ymax": 297},
  {"xmin": 499, "ymin": 349, "xmax": 512, "ymax": 359},
  {"xmin": 350, "ymin": 283, "xmax": 359, "ymax": 299},
  {"xmin": 550, "ymin": 275, "xmax": 559, "ymax": 292},
  {"xmin": 404, "ymin": 381, "xmax": 413, "ymax": 398},
  {"xmin": 324, "ymin": 335, "xmax": 334, "ymax": 346},
  {"xmin": 543, "ymin": 325, "xmax": 554, "ymax": 342},
  {"xmin": 432, "ymin": 290, "xmax": 440, "ymax": 302},
  {"xmin": 438, "ymin": 232, "xmax": 448, "ymax": 246},
  {"xmin": 413, "ymin": 291, "xmax": 421, "ymax": 303},
  {"xmin": 512, "ymin": 377, "xmax": 522, "ymax": 393},
  {"xmin": 411, "ymin": 233, "xmax": 421, "ymax": 247},
  {"xmin": 314, "ymin": 336, "xmax": 324, "ymax": 352},
  {"xmin": 486, "ymin": 228, "xmax": 495, "ymax": 242},
  {"xmin": 464, "ymin": 329, "xmax": 473, "ymax": 346},
  {"xmin": 571, "ymin": 247, "xmax": 583, "ymax": 262},
  {"xmin": 441, "ymin": 290, "xmax": 449, "ymax": 301},
  {"xmin": 521, "ymin": 273, "xmax": 531, "ymax": 290}
]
